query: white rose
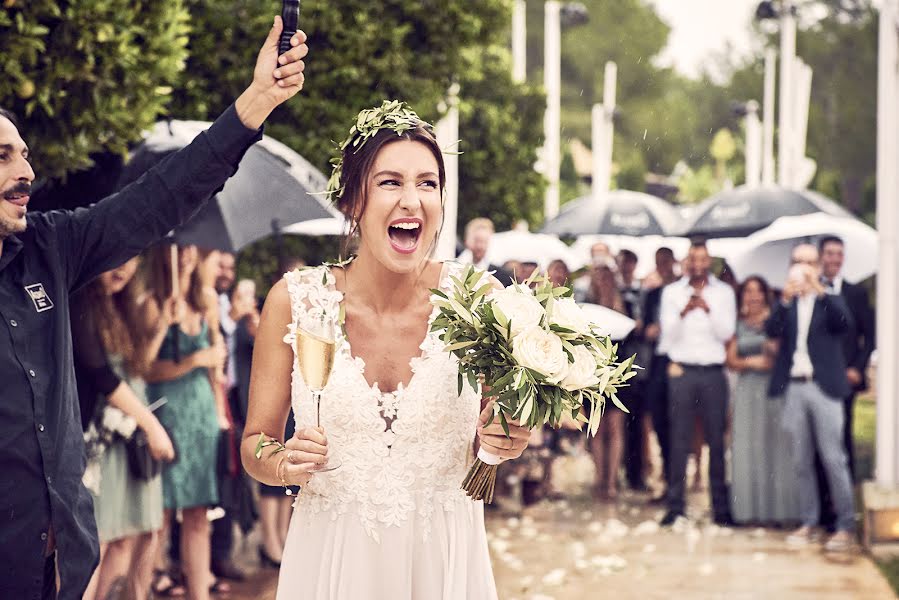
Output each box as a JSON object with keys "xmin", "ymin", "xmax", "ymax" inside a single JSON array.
[
  {"xmin": 560, "ymin": 344, "xmax": 601, "ymax": 391},
  {"xmin": 512, "ymin": 325, "xmax": 568, "ymax": 380},
  {"xmin": 492, "ymin": 287, "xmax": 545, "ymax": 338},
  {"xmin": 551, "ymin": 298, "xmax": 591, "ymax": 335}
]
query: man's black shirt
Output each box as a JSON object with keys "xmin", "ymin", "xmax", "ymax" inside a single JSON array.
[{"xmin": 0, "ymin": 104, "xmax": 261, "ymax": 599}]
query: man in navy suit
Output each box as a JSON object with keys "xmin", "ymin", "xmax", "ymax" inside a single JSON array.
[{"xmin": 766, "ymin": 244, "xmax": 856, "ymax": 552}]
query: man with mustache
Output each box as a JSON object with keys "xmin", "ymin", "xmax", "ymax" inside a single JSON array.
[{"xmin": 0, "ymin": 18, "xmax": 307, "ymax": 599}]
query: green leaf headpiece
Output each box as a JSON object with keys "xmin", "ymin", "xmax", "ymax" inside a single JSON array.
[{"xmin": 325, "ymin": 100, "xmax": 428, "ymax": 205}]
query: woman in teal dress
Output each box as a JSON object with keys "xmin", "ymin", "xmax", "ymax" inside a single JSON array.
[
  {"xmin": 726, "ymin": 276, "xmax": 799, "ymax": 525},
  {"xmin": 144, "ymin": 244, "xmax": 228, "ymax": 600},
  {"xmin": 74, "ymin": 256, "xmax": 176, "ymax": 600}
]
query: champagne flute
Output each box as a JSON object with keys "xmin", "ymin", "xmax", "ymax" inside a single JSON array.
[{"xmin": 295, "ymin": 318, "xmax": 340, "ymax": 471}]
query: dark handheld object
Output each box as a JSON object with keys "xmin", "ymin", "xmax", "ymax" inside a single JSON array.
[{"xmin": 279, "ymin": 0, "xmax": 301, "ymax": 56}]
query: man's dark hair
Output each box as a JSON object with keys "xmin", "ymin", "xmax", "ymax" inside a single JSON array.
[
  {"xmin": 0, "ymin": 107, "xmax": 19, "ymax": 128},
  {"xmin": 818, "ymin": 235, "xmax": 844, "ymax": 252},
  {"xmin": 690, "ymin": 239, "xmax": 708, "ymax": 251},
  {"xmin": 618, "ymin": 249, "xmax": 638, "ymax": 263},
  {"xmin": 656, "ymin": 246, "xmax": 674, "ymax": 258}
]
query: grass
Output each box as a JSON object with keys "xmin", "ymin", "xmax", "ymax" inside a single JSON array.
[{"xmin": 855, "ymin": 396, "xmax": 899, "ymax": 597}]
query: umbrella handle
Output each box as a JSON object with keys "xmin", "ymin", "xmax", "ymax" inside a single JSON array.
[{"xmin": 279, "ymin": 0, "xmax": 301, "ymax": 56}]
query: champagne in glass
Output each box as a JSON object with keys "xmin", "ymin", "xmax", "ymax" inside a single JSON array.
[{"xmin": 295, "ymin": 319, "xmax": 340, "ymax": 471}]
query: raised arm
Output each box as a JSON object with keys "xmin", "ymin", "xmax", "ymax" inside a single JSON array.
[{"xmin": 55, "ymin": 18, "xmax": 310, "ymax": 291}]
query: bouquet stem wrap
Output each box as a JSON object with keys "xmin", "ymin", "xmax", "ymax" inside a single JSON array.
[{"xmin": 462, "ymin": 448, "xmax": 504, "ymax": 503}]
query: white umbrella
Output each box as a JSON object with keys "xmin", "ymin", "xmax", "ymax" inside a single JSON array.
[
  {"xmin": 487, "ymin": 231, "xmax": 586, "ymax": 271},
  {"xmin": 578, "ymin": 303, "xmax": 636, "ymax": 341},
  {"xmin": 282, "ymin": 216, "xmax": 348, "ymax": 236},
  {"xmin": 727, "ymin": 213, "xmax": 878, "ymax": 287}
]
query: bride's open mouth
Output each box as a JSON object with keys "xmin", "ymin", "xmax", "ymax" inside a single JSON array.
[{"xmin": 387, "ymin": 218, "xmax": 423, "ymax": 255}]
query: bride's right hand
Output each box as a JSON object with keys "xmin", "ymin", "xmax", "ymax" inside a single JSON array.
[{"xmin": 280, "ymin": 427, "xmax": 329, "ymax": 485}]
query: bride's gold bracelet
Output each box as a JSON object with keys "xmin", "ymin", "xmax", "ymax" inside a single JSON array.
[{"xmin": 255, "ymin": 433, "xmax": 295, "ymax": 496}]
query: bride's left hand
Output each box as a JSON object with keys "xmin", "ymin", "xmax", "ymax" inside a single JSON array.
[{"xmin": 477, "ymin": 401, "xmax": 530, "ymax": 460}]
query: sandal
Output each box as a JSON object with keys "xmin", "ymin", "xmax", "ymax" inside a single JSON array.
[
  {"xmin": 210, "ymin": 577, "xmax": 232, "ymax": 595},
  {"xmin": 152, "ymin": 569, "xmax": 186, "ymax": 598}
]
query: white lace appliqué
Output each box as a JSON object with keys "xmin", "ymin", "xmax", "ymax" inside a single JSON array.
[{"xmin": 282, "ymin": 265, "xmax": 484, "ymax": 543}]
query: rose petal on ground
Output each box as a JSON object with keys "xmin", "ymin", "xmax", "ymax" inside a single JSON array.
[
  {"xmin": 753, "ymin": 552, "xmax": 767, "ymax": 562},
  {"xmin": 698, "ymin": 562, "xmax": 715, "ymax": 576},
  {"xmin": 634, "ymin": 520, "xmax": 660, "ymax": 536},
  {"xmin": 542, "ymin": 568, "xmax": 567, "ymax": 586},
  {"xmin": 643, "ymin": 544, "xmax": 656, "ymax": 554}
]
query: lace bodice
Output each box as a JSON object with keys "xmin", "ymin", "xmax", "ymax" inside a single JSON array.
[{"xmin": 282, "ymin": 263, "xmax": 483, "ymax": 542}]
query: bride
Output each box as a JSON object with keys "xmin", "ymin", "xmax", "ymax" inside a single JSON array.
[{"xmin": 240, "ymin": 101, "xmax": 531, "ymax": 599}]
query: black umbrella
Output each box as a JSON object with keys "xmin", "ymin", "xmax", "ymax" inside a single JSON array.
[
  {"xmin": 677, "ymin": 185, "xmax": 851, "ymax": 238},
  {"xmin": 541, "ymin": 190, "xmax": 681, "ymax": 237},
  {"xmin": 118, "ymin": 120, "xmax": 335, "ymax": 252}
]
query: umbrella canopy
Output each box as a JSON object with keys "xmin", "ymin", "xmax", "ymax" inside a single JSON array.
[
  {"xmin": 578, "ymin": 303, "xmax": 636, "ymax": 341},
  {"xmin": 726, "ymin": 213, "xmax": 878, "ymax": 287},
  {"xmin": 281, "ymin": 216, "xmax": 349, "ymax": 237},
  {"xmin": 119, "ymin": 120, "xmax": 336, "ymax": 252},
  {"xmin": 678, "ymin": 185, "xmax": 851, "ymax": 238},
  {"xmin": 541, "ymin": 190, "xmax": 681, "ymax": 237},
  {"xmin": 486, "ymin": 231, "xmax": 586, "ymax": 271}
]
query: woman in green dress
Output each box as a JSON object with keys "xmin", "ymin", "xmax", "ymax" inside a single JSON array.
[
  {"xmin": 144, "ymin": 244, "xmax": 228, "ymax": 600},
  {"xmin": 75, "ymin": 256, "xmax": 176, "ymax": 600}
]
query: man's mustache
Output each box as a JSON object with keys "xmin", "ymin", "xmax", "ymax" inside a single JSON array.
[{"xmin": 3, "ymin": 182, "xmax": 31, "ymax": 199}]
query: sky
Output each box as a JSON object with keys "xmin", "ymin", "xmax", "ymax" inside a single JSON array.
[{"xmin": 647, "ymin": 0, "xmax": 762, "ymax": 80}]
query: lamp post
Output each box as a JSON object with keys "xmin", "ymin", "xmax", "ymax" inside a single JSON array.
[
  {"xmin": 592, "ymin": 61, "xmax": 617, "ymax": 205},
  {"xmin": 543, "ymin": 1, "xmax": 588, "ymax": 221},
  {"xmin": 733, "ymin": 100, "xmax": 762, "ymax": 189},
  {"xmin": 762, "ymin": 48, "xmax": 777, "ymax": 185},
  {"xmin": 512, "ymin": 0, "xmax": 526, "ymax": 84}
]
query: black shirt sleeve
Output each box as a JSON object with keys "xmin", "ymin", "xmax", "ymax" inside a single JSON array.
[{"xmin": 53, "ymin": 104, "xmax": 262, "ymax": 292}]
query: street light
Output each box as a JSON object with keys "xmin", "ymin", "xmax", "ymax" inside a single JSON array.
[{"xmin": 544, "ymin": 1, "xmax": 589, "ymax": 221}]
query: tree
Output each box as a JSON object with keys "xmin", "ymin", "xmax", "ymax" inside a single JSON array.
[
  {"xmin": 456, "ymin": 45, "xmax": 546, "ymax": 231},
  {"xmin": 0, "ymin": 0, "xmax": 189, "ymax": 178}
]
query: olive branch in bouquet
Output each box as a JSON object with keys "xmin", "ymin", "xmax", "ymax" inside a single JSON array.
[{"xmin": 429, "ymin": 265, "xmax": 637, "ymax": 502}]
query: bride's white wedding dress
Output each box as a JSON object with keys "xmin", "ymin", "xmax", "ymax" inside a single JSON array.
[{"xmin": 276, "ymin": 263, "xmax": 498, "ymax": 600}]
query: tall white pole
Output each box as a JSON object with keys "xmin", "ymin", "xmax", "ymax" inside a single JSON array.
[
  {"xmin": 544, "ymin": 1, "xmax": 562, "ymax": 220},
  {"xmin": 744, "ymin": 100, "xmax": 762, "ymax": 189},
  {"xmin": 777, "ymin": 5, "xmax": 797, "ymax": 188},
  {"xmin": 512, "ymin": 0, "xmax": 527, "ymax": 84},
  {"xmin": 592, "ymin": 61, "xmax": 617, "ymax": 205},
  {"xmin": 592, "ymin": 103, "xmax": 604, "ymax": 204},
  {"xmin": 876, "ymin": 0, "xmax": 899, "ymax": 487},
  {"xmin": 435, "ymin": 85, "xmax": 460, "ymax": 260},
  {"xmin": 793, "ymin": 60, "xmax": 813, "ymax": 174},
  {"xmin": 762, "ymin": 48, "xmax": 777, "ymax": 185}
]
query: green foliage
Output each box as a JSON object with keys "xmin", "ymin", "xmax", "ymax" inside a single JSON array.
[
  {"xmin": 456, "ymin": 44, "xmax": 546, "ymax": 231},
  {"xmin": 0, "ymin": 0, "xmax": 189, "ymax": 178}
]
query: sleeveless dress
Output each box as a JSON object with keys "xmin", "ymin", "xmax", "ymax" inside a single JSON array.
[
  {"xmin": 92, "ymin": 356, "xmax": 164, "ymax": 542},
  {"xmin": 147, "ymin": 321, "xmax": 220, "ymax": 510},
  {"xmin": 276, "ymin": 264, "xmax": 498, "ymax": 600},
  {"xmin": 729, "ymin": 320, "xmax": 799, "ymax": 524}
]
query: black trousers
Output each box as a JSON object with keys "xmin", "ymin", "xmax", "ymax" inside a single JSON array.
[
  {"xmin": 647, "ymin": 355, "xmax": 671, "ymax": 486},
  {"xmin": 665, "ymin": 364, "xmax": 730, "ymax": 517},
  {"xmin": 817, "ymin": 392, "xmax": 857, "ymax": 530},
  {"xmin": 623, "ymin": 381, "xmax": 646, "ymax": 489}
]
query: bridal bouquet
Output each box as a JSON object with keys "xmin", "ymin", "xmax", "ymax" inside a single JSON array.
[{"xmin": 430, "ymin": 266, "xmax": 637, "ymax": 503}]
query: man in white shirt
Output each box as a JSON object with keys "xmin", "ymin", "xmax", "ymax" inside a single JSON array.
[
  {"xmin": 766, "ymin": 244, "xmax": 855, "ymax": 552},
  {"xmin": 658, "ymin": 241, "xmax": 736, "ymax": 526}
]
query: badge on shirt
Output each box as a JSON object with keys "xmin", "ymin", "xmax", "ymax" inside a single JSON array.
[{"xmin": 25, "ymin": 283, "xmax": 54, "ymax": 313}]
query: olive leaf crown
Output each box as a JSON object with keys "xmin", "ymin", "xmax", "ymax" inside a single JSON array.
[{"xmin": 325, "ymin": 100, "xmax": 429, "ymax": 205}]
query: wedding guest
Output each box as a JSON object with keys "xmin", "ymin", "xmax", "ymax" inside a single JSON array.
[
  {"xmin": 74, "ymin": 257, "xmax": 175, "ymax": 600},
  {"xmin": 659, "ymin": 241, "xmax": 736, "ymax": 526},
  {"xmin": 767, "ymin": 244, "xmax": 856, "ymax": 552},
  {"xmin": 547, "ymin": 259, "xmax": 570, "ymax": 287},
  {"xmin": 617, "ymin": 249, "xmax": 650, "ymax": 491},
  {"xmin": 816, "ymin": 235, "xmax": 874, "ymax": 531},
  {"xmin": 727, "ymin": 276, "xmax": 798, "ymax": 525},
  {"xmin": 583, "ymin": 261, "xmax": 627, "ymax": 500},
  {"xmin": 143, "ymin": 243, "xmax": 229, "ymax": 599},
  {"xmin": 642, "ymin": 247, "xmax": 678, "ymax": 501},
  {"xmin": 0, "ymin": 18, "xmax": 307, "ymax": 597},
  {"xmin": 456, "ymin": 217, "xmax": 512, "ymax": 285}
]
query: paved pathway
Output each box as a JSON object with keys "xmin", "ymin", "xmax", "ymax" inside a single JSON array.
[{"xmin": 227, "ymin": 456, "xmax": 894, "ymax": 599}]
